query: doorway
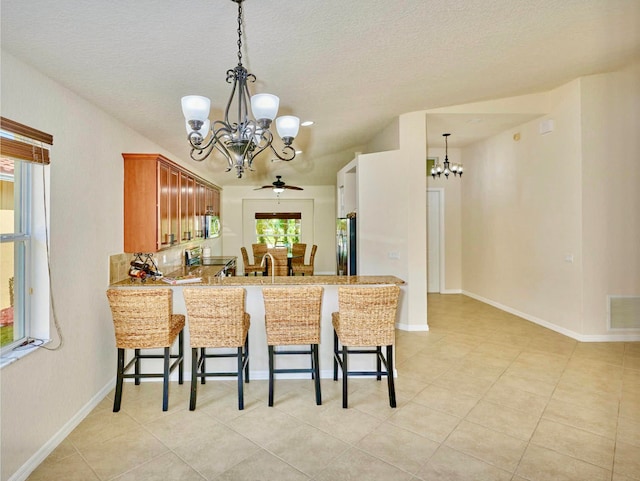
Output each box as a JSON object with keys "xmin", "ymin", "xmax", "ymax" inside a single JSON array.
[{"xmin": 427, "ymin": 189, "xmax": 444, "ymax": 293}]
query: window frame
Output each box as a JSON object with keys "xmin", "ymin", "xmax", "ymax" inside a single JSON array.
[
  {"xmin": 254, "ymin": 212, "xmax": 302, "ymax": 248},
  {"xmin": 0, "ymin": 117, "xmax": 52, "ymax": 362},
  {"xmin": 1, "ymin": 151, "xmax": 33, "ymax": 353}
]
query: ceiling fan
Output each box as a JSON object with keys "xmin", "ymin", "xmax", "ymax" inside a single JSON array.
[{"xmin": 254, "ymin": 175, "xmax": 303, "ymax": 193}]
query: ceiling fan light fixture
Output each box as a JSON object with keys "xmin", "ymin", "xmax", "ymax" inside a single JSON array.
[{"xmin": 254, "ymin": 175, "xmax": 303, "ymax": 194}]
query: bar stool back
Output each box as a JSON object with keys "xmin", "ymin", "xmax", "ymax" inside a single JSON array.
[
  {"xmin": 262, "ymin": 286, "xmax": 323, "ymax": 406},
  {"xmin": 106, "ymin": 288, "xmax": 185, "ymax": 412},
  {"xmin": 183, "ymin": 287, "xmax": 250, "ymax": 410},
  {"xmin": 332, "ymin": 285, "xmax": 400, "ymax": 408}
]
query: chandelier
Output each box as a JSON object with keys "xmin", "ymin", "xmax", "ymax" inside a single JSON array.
[
  {"xmin": 431, "ymin": 133, "xmax": 463, "ymax": 179},
  {"xmin": 181, "ymin": 0, "xmax": 299, "ymax": 178}
]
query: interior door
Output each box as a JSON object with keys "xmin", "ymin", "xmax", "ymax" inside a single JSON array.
[{"xmin": 427, "ymin": 189, "xmax": 441, "ymax": 293}]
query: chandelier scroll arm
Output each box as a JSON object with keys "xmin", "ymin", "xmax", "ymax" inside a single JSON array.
[{"xmin": 269, "ymin": 143, "xmax": 296, "ymax": 162}]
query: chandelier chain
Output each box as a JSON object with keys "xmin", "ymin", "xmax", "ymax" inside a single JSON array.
[{"xmin": 236, "ymin": 1, "xmax": 243, "ymax": 66}]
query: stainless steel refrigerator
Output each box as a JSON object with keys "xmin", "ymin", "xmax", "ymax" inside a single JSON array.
[{"xmin": 336, "ymin": 213, "xmax": 356, "ymax": 275}]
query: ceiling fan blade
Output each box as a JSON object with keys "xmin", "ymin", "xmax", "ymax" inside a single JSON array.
[
  {"xmin": 253, "ymin": 185, "xmax": 274, "ymax": 190},
  {"xmin": 283, "ymin": 185, "xmax": 304, "ymax": 190}
]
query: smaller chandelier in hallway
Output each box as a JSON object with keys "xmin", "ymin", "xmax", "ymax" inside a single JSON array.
[{"xmin": 431, "ymin": 133, "xmax": 463, "ymax": 179}]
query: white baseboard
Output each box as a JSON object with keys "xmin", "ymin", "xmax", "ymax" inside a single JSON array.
[
  {"xmin": 396, "ymin": 322, "xmax": 429, "ymax": 332},
  {"xmin": 9, "ymin": 379, "xmax": 115, "ymax": 481},
  {"xmin": 440, "ymin": 289, "xmax": 462, "ymax": 294},
  {"xmin": 462, "ymin": 290, "xmax": 640, "ymax": 342}
]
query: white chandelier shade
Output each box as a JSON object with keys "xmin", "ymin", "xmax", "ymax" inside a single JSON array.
[
  {"xmin": 250, "ymin": 94, "xmax": 280, "ymax": 122},
  {"xmin": 181, "ymin": 96, "xmax": 210, "ymax": 123},
  {"xmin": 276, "ymin": 115, "xmax": 301, "ymax": 141}
]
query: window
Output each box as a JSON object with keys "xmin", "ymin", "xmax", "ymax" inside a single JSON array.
[
  {"xmin": 0, "ymin": 158, "xmax": 30, "ymax": 349},
  {"xmin": 0, "ymin": 118, "xmax": 52, "ymax": 360},
  {"xmin": 255, "ymin": 212, "xmax": 301, "ymax": 249}
]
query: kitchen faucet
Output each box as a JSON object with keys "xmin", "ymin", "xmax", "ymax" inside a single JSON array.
[{"xmin": 260, "ymin": 252, "xmax": 276, "ymax": 284}]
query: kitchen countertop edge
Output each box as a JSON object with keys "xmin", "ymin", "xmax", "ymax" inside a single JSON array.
[{"xmin": 111, "ymin": 271, "xmax": 406, "ymax": 287}]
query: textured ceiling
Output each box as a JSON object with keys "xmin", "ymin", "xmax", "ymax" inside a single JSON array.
[{"xmin": 2, "ymin": 0, "xmax": 639, "ymax": 187}]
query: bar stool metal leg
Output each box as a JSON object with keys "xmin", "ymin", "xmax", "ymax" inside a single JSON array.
[
  {"xmin": 201, "ymin": 347, "xmax": 206, "ymax": 384},
  {"xmin": 237, "ymin": 346, "xmax": 244, "ymax": 410},
  {"xmin": 386, "ymin": 345, "xmax": 396, "ymax": 408},
  {"xmin": 342, "ymin": 345, "xmax": 348, "ymax": 408},
  {"xmin": 313, "ymin": 344, "xmax": 321, "ymax": 405},
  {"xmin": 134, "ymin": 348, "xmax": 141, "ymax": 385},
  {"xmin": 178, "ymin": 330, "xmax": 184, "ymax": 384},
  {"xmin": 268, "ymin": 346, "xmax": 275, "ymax": 407},
  {"xmin": 162, "ymin": 347, "xmax": 170, "ymax": 411},
  {"xmin": 244, "ymin": 335, "xmax": 250, "ymax": 382},
  {"xmin": 189, "ymin": 347, "xmax": 199, "ymax": 411},
  {"xmin": 333, "ymin": 330, "xmax": 339, "ymax": 381},
  {"xmin": 114, "ymin": 348, "xmax": 125, "ymax": 412}
]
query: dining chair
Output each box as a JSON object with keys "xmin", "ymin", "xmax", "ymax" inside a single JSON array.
[
  {"xmin": 106, "ymin": 288, "xmax": 185, "ymax": 412},
  {"xmin": 292, "ymin": 244, "xmax": 317, "ymax": 275},
  {"xmin": 290, "ymin": 243, "xmax": 306, "ymax": 275},
  {"xmin": 252, "ymin": 243, "xmax": 268, "ymax": 265},
  {"xmin": 262, "ymin": 286, "xmax": 323, "ymax": 406},
  {"xmin": 241, "ymin": 246, "xmax": 263, "ymax": 276},
  {"xmin": 183, "ymin": 287, "xmax": 250, "ymax": 410},
  {"xmin": 332, "ymin": 285, "xmax": 400, "ymax": 408},
  {"xmin": 267, "ymin": 247, "xmax": 289, "ymax": 276}
]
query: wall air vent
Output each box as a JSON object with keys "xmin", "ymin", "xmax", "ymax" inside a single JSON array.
[{"xmin": 608, "ymin": 296, "xmax": 640, "ymax": 329}]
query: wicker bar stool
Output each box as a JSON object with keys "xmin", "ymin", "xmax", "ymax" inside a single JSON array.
[
  {"xmin": 262, "ymin": 286, "xmax": 323, "ymax": 406},
  {"xmin": 332, "ymin": 285, "xmax": 400, "ymax": 408},
  {"xmin": 183, "ymin": 287, "xmax": 250, "ymax": 410},
  {"xmin": 106, "ymin": 288, "xmax": 185, "ymax": 412}
]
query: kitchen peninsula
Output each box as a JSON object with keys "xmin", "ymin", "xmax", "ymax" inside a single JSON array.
[{"xmin": 110, "ymin": 273, "xmax": 406, "ymax": 379}]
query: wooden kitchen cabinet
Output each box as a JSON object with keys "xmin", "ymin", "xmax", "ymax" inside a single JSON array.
[{"xmin": 123, "ymin": 153, "xmax": 220, "ymax": 253}]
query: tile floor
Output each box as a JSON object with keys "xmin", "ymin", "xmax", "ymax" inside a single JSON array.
[{"xmin": 27, "ymin": 294, "xmax": 640, "ymax": 480}]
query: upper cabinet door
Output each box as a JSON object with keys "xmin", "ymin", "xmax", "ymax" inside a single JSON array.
[
  {"xmin": 158, "ymin": 161, "xmax": 180, "ymax": 248},
  {"xmin": 123, "ymin": 154, "xmax": 159, "ymax": 253}
]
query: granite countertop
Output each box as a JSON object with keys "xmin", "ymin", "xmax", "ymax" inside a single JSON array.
[{"xmin": 111, "ymin": 267, "xmax": 406, "ymax": 287}]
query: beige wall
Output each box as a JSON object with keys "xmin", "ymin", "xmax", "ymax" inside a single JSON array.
[
  {"xmin": 580, "ymin": 63, "xmax": 640, "ymax": 335},
  {"xmin": 0, "ymin": 51, "xmax": 194, "ymax": 480},
  {"xmin": 461, "ymin": 80, "xmax": 585, "ymax": 335},
  {"xmin": 358, "ymin": 112, "xmax": 428, "ymax": 330},
  {"xmin": 458, "ymin": 69, "xmax": 640, "ymax": 339}
]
